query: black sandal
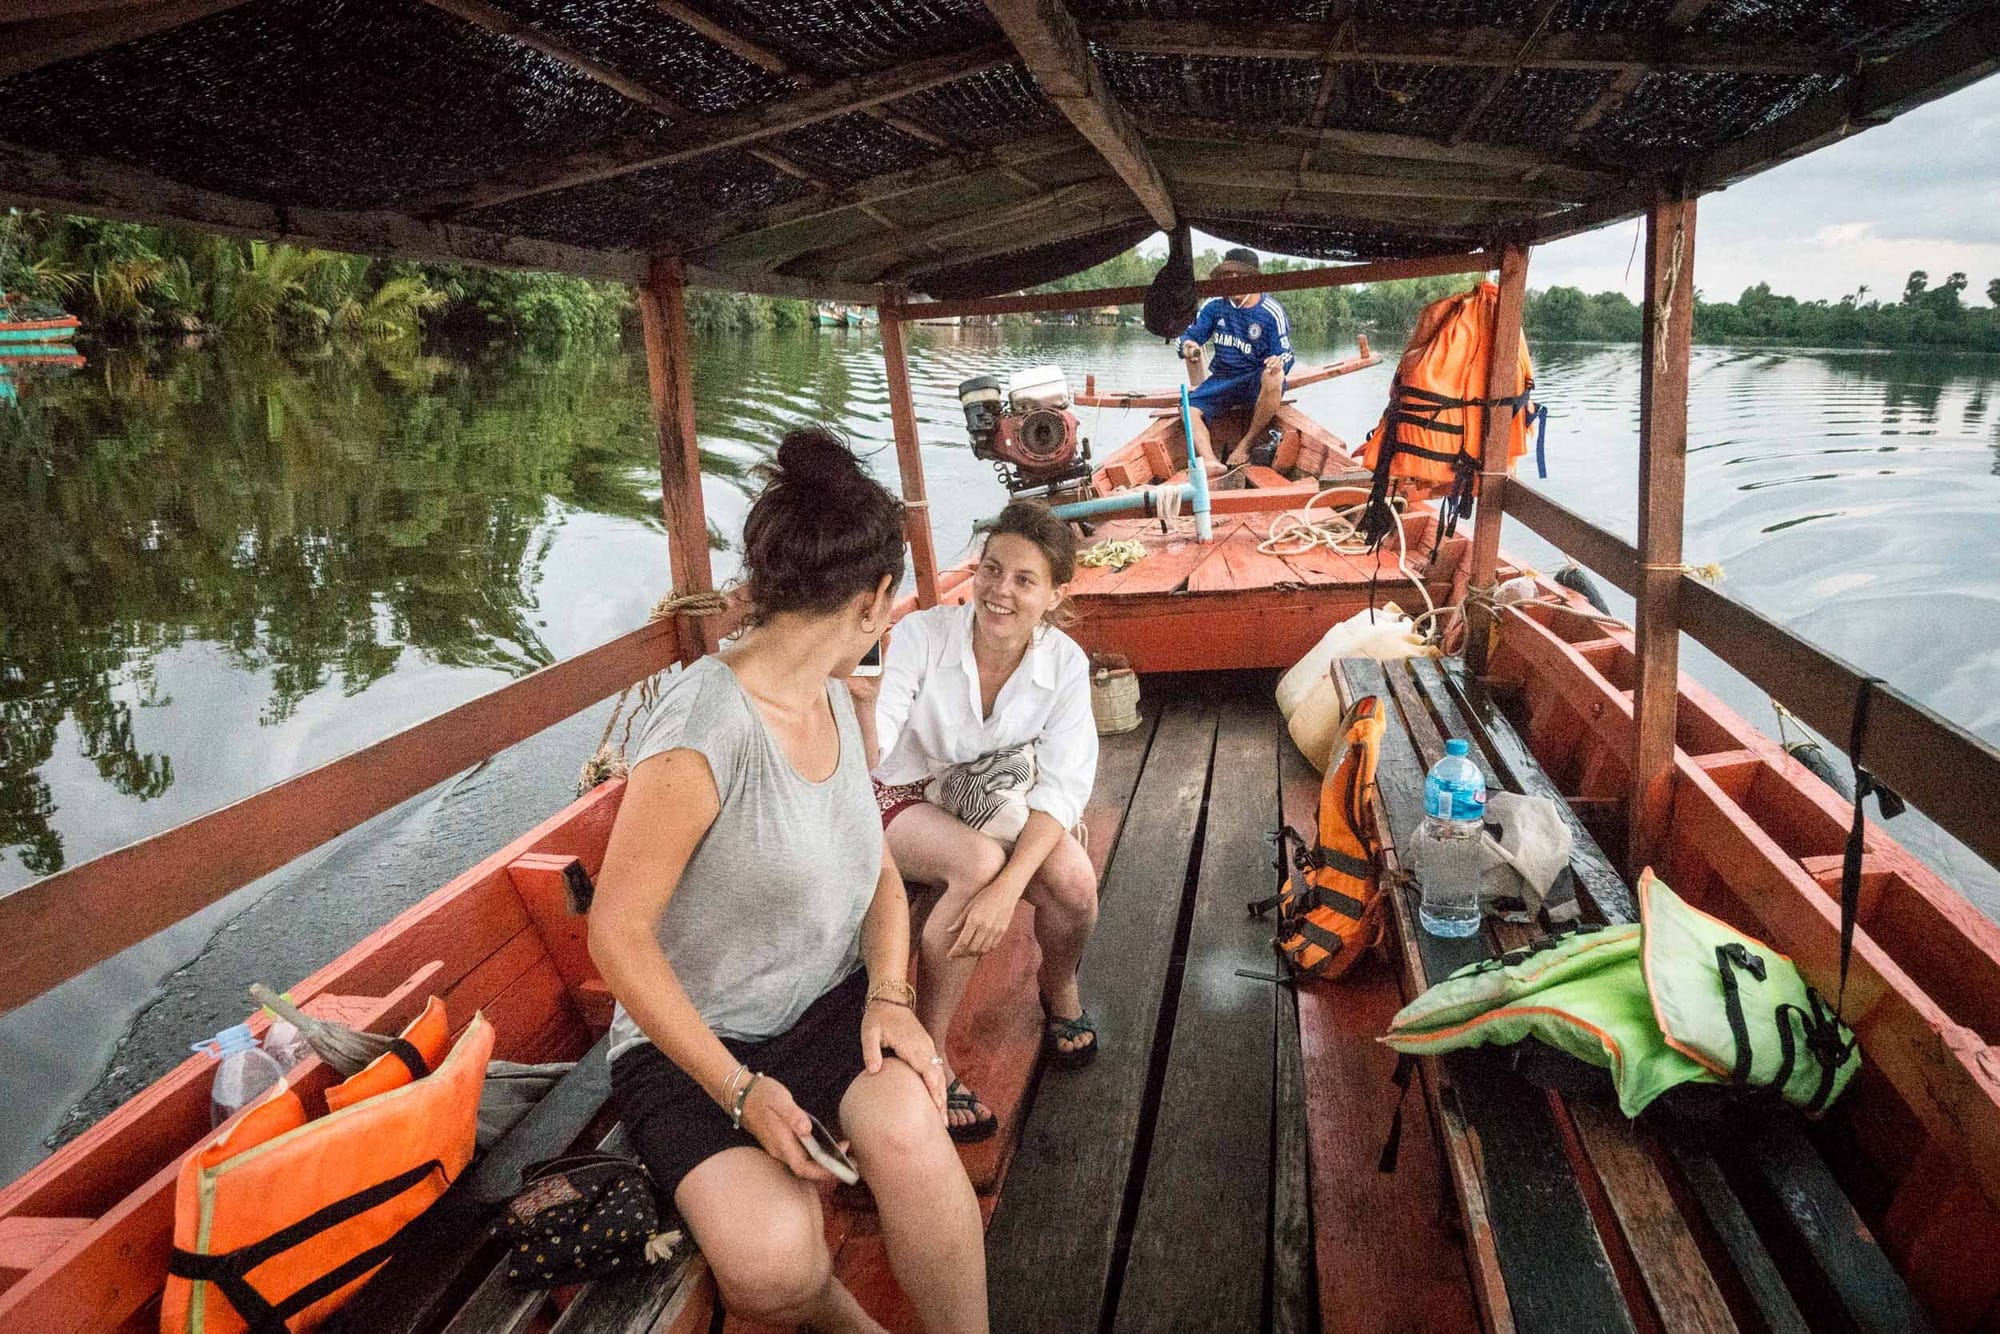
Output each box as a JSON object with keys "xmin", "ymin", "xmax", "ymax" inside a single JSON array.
[
  {"xmin": 1040, "ymin": 995, "xmax": 1100, "ymax": 1069},
  {"xmin": 945, "ymin": 1077, "xmax": 999, "ymax": 1144}
]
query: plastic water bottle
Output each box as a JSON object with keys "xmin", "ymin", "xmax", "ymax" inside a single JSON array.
[
  {"xmin": 261, "ymin": 1015, "xmax": 311, "ymax": 1072},
  {"xmin": 193, "ymin": 1024, "xmax": 284, "ymax": 1127},
  {"xmin": 1417, "ymin": 739, "xmax": 1487, "ymax": 938}
]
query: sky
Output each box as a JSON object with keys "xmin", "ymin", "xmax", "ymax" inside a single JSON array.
[{"xmin": 1171, "ymin": 71, "xmax": 2000, "ymax": 308}]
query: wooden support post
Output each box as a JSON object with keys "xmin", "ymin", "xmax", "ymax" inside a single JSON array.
[
  {"xmin": 636, "ymin": 257, "xmax": 716, "ymax": 657},
  {"xmin": 1461, "ymin": 243, "xmax": 1530, "ymax": 676},
  {"xmin": 1630, "ymin": 194, "xmax": 1697, "ymax": 875},
  {"xmin": 878, "ymin": 299, "xmax": 941, "ymax": 607}
]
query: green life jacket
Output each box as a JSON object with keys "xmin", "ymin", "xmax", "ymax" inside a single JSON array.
[{"xmin": 1384, "ymin": 871, "xmax": 1860, "ymax": 1118}]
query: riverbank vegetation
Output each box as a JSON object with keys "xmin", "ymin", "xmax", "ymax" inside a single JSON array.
[
  {"xmin": 13, "ymin": 215, "xmax": 1998, "ymax": 352},
  {"xmin": 1038, "ymin": 246, "xmax": 2000, "ymax": 351}
]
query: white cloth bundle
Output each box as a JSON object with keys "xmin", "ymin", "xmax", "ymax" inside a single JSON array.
[{"xmin": 925, "ymin": 742, "xmax": 1038, "ymax": 849}]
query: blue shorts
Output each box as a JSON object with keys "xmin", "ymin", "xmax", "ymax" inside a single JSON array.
[{"xmin": 1187, "ymin": 367, "xmax": 1282, "ymax": 419}]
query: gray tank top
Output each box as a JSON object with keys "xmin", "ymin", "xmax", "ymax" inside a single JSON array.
[{"xmin": 607, "ymin": 655, "xmax": 880, "ymax": 1057}]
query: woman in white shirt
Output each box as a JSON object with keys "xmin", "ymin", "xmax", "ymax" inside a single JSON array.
[{"xmin": 855, "ymin": 501, "xmax": 1100, "ymax": 1141}]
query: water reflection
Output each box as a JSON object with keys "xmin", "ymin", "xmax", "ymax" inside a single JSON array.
[
  {"xmin": 3, "ymin": 332, "xmax": 1998, "ymax": 903},
  {"xmin": 0, "ymin": 339, "xmax": 708, "ymax": 882}
]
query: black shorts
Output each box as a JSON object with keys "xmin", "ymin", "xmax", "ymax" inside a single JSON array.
[{"xmin": 610, "ymin": 969, "xmax": 868, "ymax": 1200}]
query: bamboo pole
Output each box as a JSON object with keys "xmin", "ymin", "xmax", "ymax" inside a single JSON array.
[
  {"xmin": 878, "ymin": 298, "xmax": 941, "ymax": 607},
  {"xmin": 637, "ymin": 256, "xmax": 717, "ymax": 656},
  {"xmin": 1462, "ymin": 243, "xmax": 1530, "ymax": 676},
  {"xmin": 1630, "ymin": 194, "xmax": 1697, "ymax": 874}
]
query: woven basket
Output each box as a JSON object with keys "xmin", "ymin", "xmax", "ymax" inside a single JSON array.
[{"xmin": 1090, "ymin": 655, "xmax": 1142, "ymax": 735}]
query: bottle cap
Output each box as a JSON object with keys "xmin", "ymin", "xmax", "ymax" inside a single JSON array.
[
  {"xmin": 192, "ymin": 1023, "xmax": 258, "ymax": 1058},
  {"xmin": 1445, "ymin": 739, "xmax": 1471, "ymax": 757}
]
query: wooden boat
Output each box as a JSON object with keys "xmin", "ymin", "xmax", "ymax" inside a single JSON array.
[
  {"xmin": 4, "ymin": 2, "xmax": 1999, "ymax": 1331},
  {"xmin": 0, "ymin": 316, "xmax": 78, "ymax": 344}
]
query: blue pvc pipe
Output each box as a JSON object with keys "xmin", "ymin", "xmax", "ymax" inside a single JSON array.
[
  {"xmin": 1181, "ymin": 383, "xmax": 1212, "ymax": 542},
  {"xmin": 1046, "ymin": 488, "xmax": 1175, "ymax": 522}
]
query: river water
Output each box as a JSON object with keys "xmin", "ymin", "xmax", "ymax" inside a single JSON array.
[{"xmin": 1, "ymin": 325, "xmax": 1995, "ymax": 1181}]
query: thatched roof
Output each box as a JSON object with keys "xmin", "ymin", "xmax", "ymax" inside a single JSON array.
[{"xmin": 2, "ymin": 0, "xmax": 1994, "ymax": 300}]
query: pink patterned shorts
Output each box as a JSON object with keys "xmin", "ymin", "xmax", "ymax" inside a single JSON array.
[{"xmin": 872, "ymin": 777, "xmax": 931, "ymax": 830}]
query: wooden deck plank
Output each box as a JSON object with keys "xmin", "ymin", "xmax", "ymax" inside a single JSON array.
[
  {"xmin": 985, "ymin": 702, "xmax": 1218, "ymax": 1331},
  {"xmin": 1280, "ymin": 735, "xmax": 1480, "ymax": 1334},
  {"xmin": 951, "ymin": 699, "xmax": 1164, "ymax": 1194},
  {"xmin": 1271, "ymin": 980, "xmax": 1315, "ymax": 1334},
  {"xmin": 1184, "ymin": 523, "xmax": 1305, "ymax": 594},
  {"xmin": 1113, "ymin": 698, "xmax": 1281, "ymax": 1334},
  {"xmin": 1077, "ymin": 518, "xmax": 1241, "ymax": 597},
  {"xmin": 1336, "ymin": 657, "xmax": 1637, "ymax": 1334}
]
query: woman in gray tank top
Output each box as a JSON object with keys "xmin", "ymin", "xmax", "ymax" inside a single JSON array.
[{"xmin": 590, "ymin": 430, "xmax": 987, "ymax": 1334}]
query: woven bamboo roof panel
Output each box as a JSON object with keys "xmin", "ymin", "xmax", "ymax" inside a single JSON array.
[
  {"xmin": 0, "ymin": 0, "xmax": 1992, "ymax": 298},
  {"xmin": 888, "ymin": 64, "xmax": 1069, "ymax": 147},
  {"xmin": 491, "ymin": 0, "xmax": 793, "ymax": 114}
]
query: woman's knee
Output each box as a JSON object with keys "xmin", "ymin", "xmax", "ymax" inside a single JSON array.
[
  {"xmin": 1032, "ymin": 843, "xmax": 1099, "ymax": 919},
  {"xmin": 844, "ymin": 1067, "xmax": 953, "ymax": 1167},
  {"xmin": 706, "ymin": 1194, "xmax": 831, "ymax": 1322},
  {"xmin": 948, "ymin": 833, "xmax": 1007, "ymax": 895}
]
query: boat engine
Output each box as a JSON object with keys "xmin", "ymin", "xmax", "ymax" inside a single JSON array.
[{"xmin": 957, "ymin": 366, "xmax": 1092, "ymax": 499}]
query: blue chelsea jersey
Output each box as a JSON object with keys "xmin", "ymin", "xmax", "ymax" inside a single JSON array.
[{"xmin": 1180, "ymin": 296, "xmax": 1295, "ymax": 379}]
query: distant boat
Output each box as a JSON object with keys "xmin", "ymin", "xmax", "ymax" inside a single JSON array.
[
  {"xmin": 1, "ymin": 293, "xmax": 79, "ymax": 343},
  {"xmin": 810, "ymin": 302, "xmax": 876, "ymax": 328}
]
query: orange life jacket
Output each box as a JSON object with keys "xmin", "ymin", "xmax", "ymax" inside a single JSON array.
[
  {"xmin": 163, "ymin": 1000, "xmax": 488, "ymax": 1334},
  {"xmin": 1253, "ymin": 696, "xmax": 1386, "ymax": 979},
  {"xmin": 1360, "ymin": 282, "xmax": 1541, "ymax": 544}
]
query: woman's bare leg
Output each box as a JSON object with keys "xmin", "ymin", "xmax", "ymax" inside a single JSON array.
[
  {"xmin": 1021, "ymin": 831, "xmax": 1099, "ymax": 1050},
  {"xmin": 886, "ymin": 803, "xmax": 1006, "ymax": 1127},
  {"xmin": 842, "ymin": 1064, "xmax": 990, "ymax": 1333},
  {"xmin": 676, "ymin": 1147, "xmax": 884, "ymax": 1333}
]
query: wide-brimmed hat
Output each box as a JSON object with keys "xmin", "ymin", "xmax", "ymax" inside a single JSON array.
[{"xmin": 1209, "ymin": 246, "xmax": 1261, "ymax": 280}]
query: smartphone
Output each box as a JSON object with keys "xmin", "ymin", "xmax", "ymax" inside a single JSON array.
[
  {"xmin": 852, "ymin": 638, "xmax": 883, "ymax": 678},
  {"xmin": 800, "ymin": 1112, "xmax": 860, "ymax": 1184}
]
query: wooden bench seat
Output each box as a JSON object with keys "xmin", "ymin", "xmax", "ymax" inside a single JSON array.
[{"xmin": 1331, "ymin": 654, "xmax": 1936, "ymax": 1334}]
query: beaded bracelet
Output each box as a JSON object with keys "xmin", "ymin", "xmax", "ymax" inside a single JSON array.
[{"xmin": 731, "ymin": 1072, "xmax": 764, "ymax": 1129}]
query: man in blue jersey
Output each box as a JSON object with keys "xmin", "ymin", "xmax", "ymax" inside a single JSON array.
[{"xmin": 1178, "ymin": 247, "xmax": 1294, "ymax": 473}]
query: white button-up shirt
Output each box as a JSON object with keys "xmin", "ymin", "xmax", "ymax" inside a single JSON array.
[{"xmin": 872, "ymin": 602, "xmax": 1098, "ymax": 830}]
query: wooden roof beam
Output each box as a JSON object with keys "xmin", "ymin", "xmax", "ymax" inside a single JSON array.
[
  {"xmin": 891, "ymin": 202, "xmax": 1150, "ymax": 284},
  {"xmin": 1085, "ymin": 20, "xmax": 1841, "ymax": 76},
  {"xmin": 0, "ymin": 0, "xmax": 250, "ymax": 80},
  {"xmin": 1162, "ymin": 159, "xmax": 1584, "ymax": 205},
  {"xmin": 980, "ymin": 0, "xmax": 1177, "ymax": 231},
  {"xmin": 409, "ymin": 42, "xmax": 1012, "ymax": 216},
  {"xmin": 683, "ymin": 132, "xmax": 1088, "ymax": 256},
  {"xmin": 789, "ymin": 178, "xmax": 1132, "ymax": 274},
  {"xmin": 896, "ymin": 249, "xmax": 1497, "ymax": 320},
  {"xmin": 1158, "ymin": 116, "xmax": 1613, "ymax": 182}
]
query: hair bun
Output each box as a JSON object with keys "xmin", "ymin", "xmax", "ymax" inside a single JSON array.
[{"xmin": 773, "ymin": 428, "xmax": 869, "ymax": 494}]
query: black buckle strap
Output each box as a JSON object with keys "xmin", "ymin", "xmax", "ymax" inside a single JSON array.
[
  {"xmin": 1836, "ymin": 678, "xmax": 1886, "ymax": 1019},
  {"xmin": 1714, "ymin": 942, "xmax": 1767, "ymax": 1086}
]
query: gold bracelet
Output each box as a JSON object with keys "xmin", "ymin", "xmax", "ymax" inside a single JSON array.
[{"xmin": 866, "ymin": 978, "xmax": 916, "ymax": 1007}]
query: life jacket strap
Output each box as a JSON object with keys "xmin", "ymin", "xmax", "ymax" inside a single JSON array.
[
  {"xmin": 168, "ymin": 1158, "xmax": 446, "ymax": 1331},
  {"xmin": 1713, "ymin": 942, "xmax": 1768, "ymax": 1086},
  {"xmin": 1308, "ymin": 843, "xmax": 1375, "ymax": 883},
  {"xmin": 386, "ymin": 1035, "xmax": 431, "ymax": 1082}
]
